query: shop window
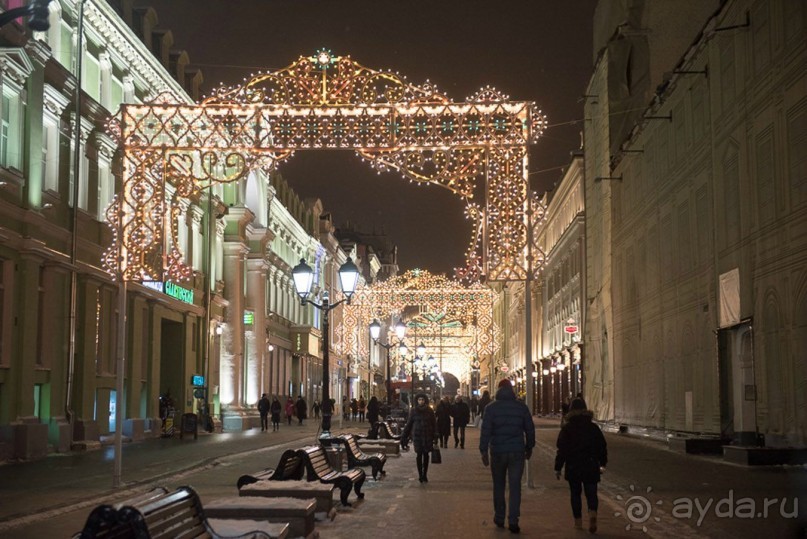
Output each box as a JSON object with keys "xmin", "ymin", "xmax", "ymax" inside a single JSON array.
[
  {"xmin": 109, "ymin": 390, "xmax": 117, "ymax": 433},
  {"xmin": 36, "ymin": 267, "xmax": 45, "ymax": 366},
  {"xmin": 34, "ymin": 384, "xmax": 42, "ymax": 419}
]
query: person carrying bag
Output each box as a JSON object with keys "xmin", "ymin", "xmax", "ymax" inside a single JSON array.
[{"xmin": 401, "ymin": 393, "xmax": 438, "ymax": 483}]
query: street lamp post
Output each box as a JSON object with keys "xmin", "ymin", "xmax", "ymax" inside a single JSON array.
[
  {"xmin": 292, "ymin": 257, "xmax": 360, "ymax": 439},
  {"xmin": 399, "ymin": 341, "xmax": 426, "ymax": 398},
  {"xmin": 369, "ymin": 319, "xmax": 406, "ymax": 406}
]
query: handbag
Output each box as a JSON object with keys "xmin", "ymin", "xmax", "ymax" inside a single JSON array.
[{"xmin": 431, "ymin": 447, "xmax": 442, "ymax": 464}]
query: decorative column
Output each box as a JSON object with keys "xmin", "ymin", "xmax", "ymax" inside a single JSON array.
[
  {"xmin": 245, "ymin": 257, "xmax": 268, "ymax": 409},
  {"xmin": 220, "ymin": 241, "xmax": 248, "ymax": 429}
]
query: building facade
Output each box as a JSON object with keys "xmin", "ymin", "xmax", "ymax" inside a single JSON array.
[
  {"xmin": 536, "ymin": 153, "xmax": 586, "ymax": 415},
  {"xmin": 584, "ymin": 0, "xmax": 807, "ymax": 447},
  {"xmin": 0, "ymin": 0, "xmax": 367, "ymax": 460}
]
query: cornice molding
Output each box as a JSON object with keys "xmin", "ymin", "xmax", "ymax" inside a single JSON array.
[
  {"xmin": 0, "ymin": 48, "xmax": 34, "ymax": 87},
  {"xmin": 43, "ymin": 83, "xmax": 71, "ymax": 117}
]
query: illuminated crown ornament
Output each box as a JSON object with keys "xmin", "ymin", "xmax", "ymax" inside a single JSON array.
[{"xmin": 106, "ymin": 51, "xmax": 546, "ymax": 283}]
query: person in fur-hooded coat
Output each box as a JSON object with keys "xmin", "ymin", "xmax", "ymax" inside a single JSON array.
[
  {"xmin": 554, "ymin": 397, "xmax": 608, "ymax": 533},
  {"xmin": 402, "ymin": 393, "xmax": 437, "ymax": 483}
]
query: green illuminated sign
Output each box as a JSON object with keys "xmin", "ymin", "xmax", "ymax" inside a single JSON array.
[
  {"xmin": 244, "ymin": 311, "xmax": 254, "ymax": 325},
  {"xmin": 165, "ymin": 282, "xmax": 194, "ymax": 304}
]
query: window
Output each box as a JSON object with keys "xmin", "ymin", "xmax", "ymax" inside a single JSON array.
[
  {"xmin": 97, "ymin": 161, "xmax": 112, "ymax": 221},
  {"xmin": 59, "ymin": 21, "xmax": 73, "ymax": 70},
  {"xmin": 111, "ymin": 77, "xmax": 124, "ymax": 111},
  {"xmin": 78, "ymin": 151, "xmax": 89, "ymax": 210},
  {"xmin": 0, "ymin": 91, "xmax": 23, "ymax": 170},
  {"xmin": 34, "ymin": 384, "xmax": 42, "ymax": 419},
  {"xmin": 83, "ymin": 55, "xmax": 100, "ymax": 102},
  {"xmin": 42, "ymin": 120, "xmax": 59, "ymax": 191}
]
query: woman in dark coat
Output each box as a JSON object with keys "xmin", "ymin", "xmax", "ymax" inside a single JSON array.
[
  {"xmin": 435, "ymin": 396, "xmax": 452, "ymax": 448},
  {"xmin": 366, "ymin": 396, "xmax": 380, "ymax": 425},
  {"xmin": 401, "ymin": 393, "xmax": 437, "ymax": 483},
  {"xmin": 295, "ymin": 396, "xmax": 307, "ymax": 426},
  {"xmin": 554, "ymin": 398, "xmax": 608, "ymax": 533},
  {"xmin": 478, "ymin": 390, "xmax": 492, "ymax": 418},
  {"xmin": 270, "ymin": 396, "xmax": 282, "ymax": 431}
]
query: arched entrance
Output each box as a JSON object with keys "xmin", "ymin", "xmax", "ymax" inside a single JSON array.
[{"xmin": 339, "ymin": 269, "xmax": 500, "ymax": 405}]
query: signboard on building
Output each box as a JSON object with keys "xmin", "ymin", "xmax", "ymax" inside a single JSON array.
[
  {"xmin": 243, "ymin": 311, "xmax": 254, "ymax": 325},
  {"xmin": 165, "ymin": 282, "xmax": 193, "ymax": 304},
  {"xmin": 564, "ymin": 318, "xmax": 578, "ymax": 334}
]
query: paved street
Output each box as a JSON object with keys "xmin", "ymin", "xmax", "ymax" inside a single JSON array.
[{"xmin": 1, "ymin": 418, "xmax": 805, "ymax": 538}]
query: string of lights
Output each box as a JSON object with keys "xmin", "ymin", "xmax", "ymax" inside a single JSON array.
[{"xmin": 104, "ymin": 51, "xmax": 545, "ymax": 282}]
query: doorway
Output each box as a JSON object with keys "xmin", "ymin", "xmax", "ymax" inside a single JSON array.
[
  {"xmin": 160, "ymin": 319, "xmax": 184, "ymax": 412},
  {"xmin": 718, "ymin": 321, "xmax": 757, "ymax": 445}
]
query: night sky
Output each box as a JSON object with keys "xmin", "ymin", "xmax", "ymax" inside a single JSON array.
[{"xmin": 137, "ymin": 0, "xmax": 597, "ymax": 276}]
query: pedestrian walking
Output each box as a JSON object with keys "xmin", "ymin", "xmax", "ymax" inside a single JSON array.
[
  {"xmin": 367, "ymin": 395, "xmax": 380, "ymax": 425},
  {"xmin": 560, "ymin": 395, "xmax": 571, "ymax": 427},
  {"xmin": 479, "ymin": 379, "xmax": 536, "ymax": 534},
  {"xmin": 342, "ymin": 396, "xmax": 350, "ymax": 420},
  {"xmin": 401, "ymin": 393, "xmax": 437, "ymax": 483},
  {"xmin": 435, "ymin": 396, "xmax": 452, "ymax": 448},
  {"xmin": 257, "ymin": 393, "xmax": 271, "ymax": 432},
  {"xmin": 358, "ymin": 396, "xmax": 366, "ymax": 422},
  {"xmin": 270, "ymin": 396, "xmax": 282, "ymax": 431},
  {"xmin": 350, "ymin": 398, "xmax": 358, "ymax": 420},
  {"xmin": 451, "ymin": 395, "xmax": 471, "ymax": 448},
  {"xmin": 295, "ymin": 395, "xmax": 307, "ymax": 426},
  {"xmin": 479, "ymin": 389, "xmax": 492, "ymax": 419},
  {"xmin": 554, "ymin": 397, "xmax": 608, "ymax": 533},
  {"xmin": 312, "ymin": 400, "xmax": 321, "ymax": 419},
  {"xmin": 285, "ymin": 397, "xmax": 295, "ymax": 426},
  {"xmin": 470, "ymin": 395, "xmax": 480, "ymax": 421}
]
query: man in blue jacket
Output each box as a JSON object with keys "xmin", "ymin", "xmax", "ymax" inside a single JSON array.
[{"xmin": 479, "ymin": 379, "xmax": 536, "ymax": 534}]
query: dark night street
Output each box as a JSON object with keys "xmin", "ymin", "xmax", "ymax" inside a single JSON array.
[{"xmin": 2, "ymin": 419, "xmax": 805, "ymax": 538}]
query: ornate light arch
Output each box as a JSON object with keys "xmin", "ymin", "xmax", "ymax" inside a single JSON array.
[
  {"xmin": 104, "ymin": 50, "xmax": 546, "ymax": 282},
  {"xmin": 338, "ymin": 269, "xmax": 500, "ymax": 382}
]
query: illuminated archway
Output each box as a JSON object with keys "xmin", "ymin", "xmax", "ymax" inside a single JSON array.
[
  {"xmin": 104, "ymin": 50, "xmax": 546, "ymax": 282},
  {"xmin": 337, "ymin": 269, "xmax": 500, "ymax": 385}
]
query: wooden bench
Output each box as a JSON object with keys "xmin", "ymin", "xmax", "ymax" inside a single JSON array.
[
  {"xmin": 377, "ymin": 421, "xmax": 401, "ymax": 440},
  {"xmin": 358, "ymin": 438, "xmax": 400, "ymax": 456},
  {"xmin": 337, "ymin": 434, "xmax": 387, "ymax": 479},
  {"xmin": 240, "ymin": 479, "xmax": 336, "ymax": 517},
  {"xmin": 75, "ymin": 486, "xmax": 286, "ymax": 539},
  {"xmin": 204, "ymin": 496, "xmax": 315, "ymax": 539},
  {"xmin": 297, "ymin": 445, "xmax": 365, "ymax": 506},
  {"xmin": 237, "ymin": 449, "xmax": 305, "ymax": 489}
]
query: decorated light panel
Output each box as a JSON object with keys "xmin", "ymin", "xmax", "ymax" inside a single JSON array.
[{"xmin": 105, "ymin": 51, "xmax": 546, "ymax": 282}]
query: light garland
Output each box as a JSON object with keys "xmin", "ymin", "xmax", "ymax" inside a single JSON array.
[
  {"xmin": 338, "ymin": 269, "xmax": 501, "ymax": 382},
  {"xmin": 104, "ymin": 52, "xmax": 545, "ymax": 282}
]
